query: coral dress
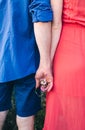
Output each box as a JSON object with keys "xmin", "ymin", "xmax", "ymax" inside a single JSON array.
[{"xmin": 43, "ymin": 0, "xmax": 85, "ymax": 130}]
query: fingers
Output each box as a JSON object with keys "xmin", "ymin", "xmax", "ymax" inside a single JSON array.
[
  {"xmin": 36, "ymin": 78, "xmax": 53, "ymax": 92},
  {"xmin": 35, "ymin": 78, "xmax": 40, "ymax": 88},
  {"xmin": 35, "ymin": 66, "xmax": 53, "ymax": 92},
  {"xmin": 40, "ymin": 77, "xmax": 53, "ymax": 92},
  {"xmin": 35, "ymin": 71, "xmax": 44, "ymax": 88},
  {"xmin": 47, "ymin": 81, "xmax": 53, "ymax": 92}
]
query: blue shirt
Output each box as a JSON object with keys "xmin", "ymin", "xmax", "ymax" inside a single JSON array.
[{"xmin": 0, "ymin": 0, "xmax": 53, "ymax": 82}]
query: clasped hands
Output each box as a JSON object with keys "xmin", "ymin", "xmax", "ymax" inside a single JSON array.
[{"xmin": 35, "ymin": 64, "xmax": 53, "ymax": 92}]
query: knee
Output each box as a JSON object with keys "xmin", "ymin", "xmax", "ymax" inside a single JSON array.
[
  {"xmin": 0, "ymin": 111, "xmax": 8, "ymax": 130},
  {"xmin": 16, "ymin": 115, "xmax": 34, "ymax": 130}
]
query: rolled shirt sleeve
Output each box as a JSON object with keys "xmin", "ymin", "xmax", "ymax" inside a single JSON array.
[{"xmin": 29, "ymin": 0, "xmax": 53, "ymax": 22}]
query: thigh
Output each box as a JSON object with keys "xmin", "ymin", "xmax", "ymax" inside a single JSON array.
[
  {"xmin": 14, "ymin": 74, "xmax": 41, "ymax": 117},
  {"xmin": 0, "ymin": 82, "xmax": 13, "ymax": 111}
]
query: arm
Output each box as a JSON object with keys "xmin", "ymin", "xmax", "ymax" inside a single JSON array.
[
  {"xmin": 51, "ymin": 0, "xmax": 63, "ymax": 62},
  {"xmin": 34, "ymin": 22, "xmax": 51, "ymax": 70},
  {"xmin": 34, "ymin": 22, "xmax": 53, "ymax": 91},
  {"xmin": 29, "ymin": 0, "xmax": 53, "ymax": 91}
]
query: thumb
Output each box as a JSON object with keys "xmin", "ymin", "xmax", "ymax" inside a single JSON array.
[
  {"xmin": 35, "ymin": 78, "xmax": 40, "ymax": 88},
  {"xmin": 47, "ymin": 82, "xmax": 53, "ymax": 92}
]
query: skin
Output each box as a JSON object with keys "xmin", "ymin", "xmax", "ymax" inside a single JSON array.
[
  {"xmin": 51, "ymin": 0, "xmax": 63, "ymax": 62},
  {"xmin": 35, "ymin": 0, "xmax": 63, "ymax": 92},
  {"xmin": 0, "ymin": 111, "xmax": 8, "ymax": 130},
  {"xmin": 34, "ymin": 22, "xmax": 53, "ymax": 92}
]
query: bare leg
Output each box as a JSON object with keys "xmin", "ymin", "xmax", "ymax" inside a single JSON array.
[
  {"xmin": 0, "ymin": 111, "xmax": 8, "ymax": 130},
  {"xmin": 16, "ymin": 115, "xmax": 34, "ymax": 130}
]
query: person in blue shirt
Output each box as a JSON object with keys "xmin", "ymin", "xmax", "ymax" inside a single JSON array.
[{"xmin": 0, "ymin": 0, "xmax": 53, "ymax": 130}]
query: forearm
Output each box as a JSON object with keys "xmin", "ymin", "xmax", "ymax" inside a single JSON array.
[
  {"xmin": 29, "ymin": 0, "xmax": 53, "ymax": 89},
  {"xmin": 51, "ymin": 22, "xmax": 62, "ymax": 62},
  {"xmin": 51, "ymin": 0, "xmax": 63, "ymax": 62},
  {"xmin": 34, "ymin": 22, "xmax": 52, "ymax": 66}
]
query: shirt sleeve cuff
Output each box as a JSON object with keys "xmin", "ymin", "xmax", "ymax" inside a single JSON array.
[{"xmin": 31, "ymin": 9, "xmax": 53, "ymax": 22}]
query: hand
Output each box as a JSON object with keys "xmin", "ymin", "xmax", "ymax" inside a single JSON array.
[
  {"xmin": 35, "ymin": 64, "xmax": 53, "ymax": 92},
  {"xmin": 40, "ymin": 78, "xmax": 53, "ymax": 92}
]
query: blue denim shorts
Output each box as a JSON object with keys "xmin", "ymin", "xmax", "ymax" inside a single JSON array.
[{"xmin": 0, "ymin": 74, "xmax": 41, "ymax": 117}]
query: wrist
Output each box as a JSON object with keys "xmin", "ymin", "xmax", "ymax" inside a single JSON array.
[
  {"xmin": 40, "ymin": 58, "xmax": 51, "ymax": 66},
  {"xmin": 39, "ymin": 60, "xmax": 52, "ymax": 72}
]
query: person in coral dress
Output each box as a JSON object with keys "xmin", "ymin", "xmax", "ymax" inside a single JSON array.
[{"xmin": 43, "ymin": 0, "xmax": 85, "ymax": 130}]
